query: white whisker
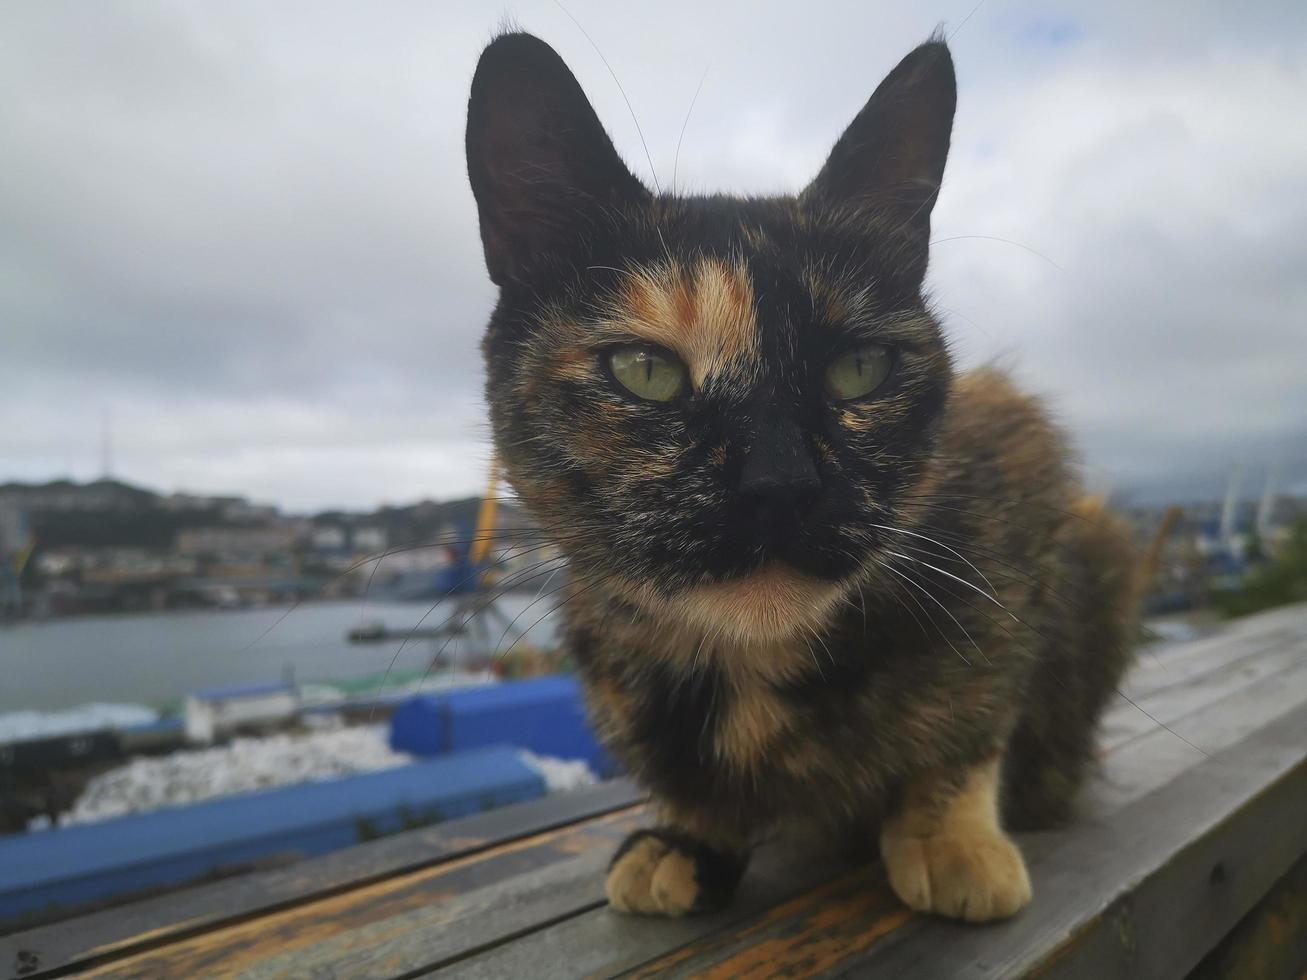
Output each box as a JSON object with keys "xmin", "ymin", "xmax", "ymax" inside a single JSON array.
[
  {"xmin": 882, "ymin": 561, "xmax": 991, "ymax": 666},
  {"xmin": 884, "ymin": 550, "xmax": 1018, "ymax": 623},
  {"xmin": 869, "ymin": 521, "xmax": 1001, "ymax": 599}
]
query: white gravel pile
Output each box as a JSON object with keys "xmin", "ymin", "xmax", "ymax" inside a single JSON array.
[
  {"xmin": 0, "ymin": 703, "xmax": 158, "ymax": 743},
  {"xmin": 37, "ymin": 724, "xmax": 600, "ymax": 830},
  {"xmin": 521, "ymin": 751, "xmax": 599, "ymax": 792},
  {"xmin": 48, "ymin": 722, "xmax": 411, "ymax": 828}
]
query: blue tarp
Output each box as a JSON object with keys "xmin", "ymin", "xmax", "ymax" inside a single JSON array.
[
  {"xmin": 390, "ymin": 675, "xmax": 614, "ymax": 774},
  {"xmin": 0, "ymin": 745, "xmax": 543, "ymax": 926}
]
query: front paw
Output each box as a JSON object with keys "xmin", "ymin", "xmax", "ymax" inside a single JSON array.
[
  {"xmin": 880, "ymin": 826, "xmax": 1032, "ymax": 922},
  {"xmin": 606, "ymin": 829, "xmax": 745, "ymax": 917}
]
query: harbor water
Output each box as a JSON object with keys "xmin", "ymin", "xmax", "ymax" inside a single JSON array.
[{"xmin": 0, "ymin": 596, "xmax": 559, "ymax": 715}]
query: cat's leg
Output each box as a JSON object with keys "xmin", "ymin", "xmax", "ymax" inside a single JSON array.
[
  {"xmin": 606, "ymin": 807, "xmax": 750, "ymax": 917},
  {"xmin": 879, "ymin": 754, "xmax": 1032, "ymax": 922}
]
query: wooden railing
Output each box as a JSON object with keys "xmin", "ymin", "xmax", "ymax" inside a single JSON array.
[{"xmin": 4, "ymin": 604, "xmax": 1306, "ymax": 979}]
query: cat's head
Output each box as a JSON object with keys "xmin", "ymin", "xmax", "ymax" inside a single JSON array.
[{"xmin": 468, "ymin": 33, "xmax": 956, "ymax": 644}]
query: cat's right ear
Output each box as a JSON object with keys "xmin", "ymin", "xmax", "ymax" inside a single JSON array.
[{"xmin": 466, "ymin": 33, "xmax": 649, "ymax": 286}]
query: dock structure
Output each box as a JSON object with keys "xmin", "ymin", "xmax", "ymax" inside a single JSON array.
[
  {"xmin": 182, "ymin": 682, "xmax": 298, "ymax": 743},
  {"xmin": 3, "ymin": 604, "xmax": 1306, "ymax": 979}
]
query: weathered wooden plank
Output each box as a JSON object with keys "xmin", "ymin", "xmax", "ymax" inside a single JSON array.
[
  {"xmin": 71, "ymin": 808, "xmax": 641, "ymax": 979},
  {"xmin": 417, "ymin": 844, "xmax": 857, "ymax": 980},
  {"xmin": 618, "ymin": 866, "xmax": 911, "ymax": 979},
  {"xmin": 237, "ymin": 850, "xmax": 614, "ymax": 980},
  {"xmin": 839, "ymin": 703, "xmax": 1307, "ymax": 979},
  {"xmin": 1125, "ymin": 622, "xmax": 1302, "ymax": 697},
  {"xmin": 1088, "ymin": 652, "xmax": 1307, "ymax": 815},
  {"xmin": 1099, "ymin": 633, "xmax": 1306, "ymax": 750},
  {"xmin": 1187, "ymin": 852, "xmax": 1307, "ymax": 980},
  {"xmin": 1216, "ymin": 602, "xmax": 1307, "ymax": 636},
  {"xmin": 1130, "ymin": 619, "xmax": 1303, "ymax": 694},
  {"xmin": 1138, "ymin": 606, "xmax": 1307, "ymax": 670},
  {"xmin": 0, "ymin": 779, "xmax": 642, "ymax": 979}
]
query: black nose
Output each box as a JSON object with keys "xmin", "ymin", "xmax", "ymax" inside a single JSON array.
[
  {"xmin": 736, "ymin": 413, "xmax": 822, "ymax": 512},
  {"xmin": 738, "ymin": 460, "xmax": 822, "ymax": 508}
]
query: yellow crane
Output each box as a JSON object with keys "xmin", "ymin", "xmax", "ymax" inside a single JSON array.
[
  {"xmin": 466, "ymin": 460, "xmax": 503, "ymax": 579},
  {"xmin": 13, "ymin": 538, "xmax": 35, "ymax": 578}
]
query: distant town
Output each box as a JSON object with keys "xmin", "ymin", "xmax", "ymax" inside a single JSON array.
[
  {"xmin": 0, "ymin": 475, "xmax": 1302, "ymax": 621},
  {"xmin": 1117, "ymin": 484, "xmax": 1305, "ymax": 615},
  {"xmin": 0, "ymin": 478, "xmax": 543, "ymax": 619}
]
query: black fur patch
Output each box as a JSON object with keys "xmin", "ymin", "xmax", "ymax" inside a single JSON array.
[{"xmin": 628, "ymin": 662, "xmax": 730, "ymax": 806}]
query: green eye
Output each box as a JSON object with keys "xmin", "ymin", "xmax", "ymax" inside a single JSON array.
[
  {"xmin": 606, "ymin": 345, "xmax": 688, "ymax": 402},
  {"xmin": 824, "ymin": 344, "xmax": 892, "ymax": 401}
]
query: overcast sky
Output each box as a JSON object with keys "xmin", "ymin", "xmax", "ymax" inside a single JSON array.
[{"xmin": 2, "ymin": 1, "xmax": 1304, "ymax": 512}]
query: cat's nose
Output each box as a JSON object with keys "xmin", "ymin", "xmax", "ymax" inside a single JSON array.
[
  {"xmin": 738, "ymin": 465, "xmax": 822, "ymax": 511},
  {"xmin": 736, "ymin": 415, "xmax": 822, "ymax": 513}
]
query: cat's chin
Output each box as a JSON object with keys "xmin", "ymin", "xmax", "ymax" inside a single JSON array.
[{"xmin": 624, "ymin": 562, "xmax": 848, "ymax": 648}]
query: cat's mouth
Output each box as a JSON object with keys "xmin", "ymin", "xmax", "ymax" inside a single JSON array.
[{"xmin": 622, "ymin": 561, "xmax": 848, "ymax": 647}]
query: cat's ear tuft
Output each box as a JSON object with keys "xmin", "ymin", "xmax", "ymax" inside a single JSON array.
[
  {"xmin": 466, "ymin": 32, "xmax": 649, "ymax": 285},
  {"xmin": 802, "ymin": 39, "xmax": 956, "ymax": 274}
]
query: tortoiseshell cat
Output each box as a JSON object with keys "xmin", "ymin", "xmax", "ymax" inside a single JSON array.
[{"xmin": 466, "ymin": 32, "xmax": 1138, "ymax": 922}]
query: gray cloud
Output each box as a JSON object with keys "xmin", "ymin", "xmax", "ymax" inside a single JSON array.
[{"xmin": 2, "ymin": 0, "xmax": 1304, "ymax": 510}]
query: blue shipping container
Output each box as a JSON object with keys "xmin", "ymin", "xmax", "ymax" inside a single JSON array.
[{"xmin": 0, "ymin": 745, "xmax": 543, "ymax": 927}]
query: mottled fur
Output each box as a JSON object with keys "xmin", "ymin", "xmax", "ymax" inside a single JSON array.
[{"xmin": 467, "ymin": 32, "xmax": 1138, "ymax": 921}]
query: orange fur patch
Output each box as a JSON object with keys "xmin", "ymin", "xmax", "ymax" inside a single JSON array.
[
  {"xmin": 679, "ymin": 563, "xmax": 844, "ymax": 644},
  {"xmin": 611, "ymin": 257, "xmax": 759, "ymax": 387},
  {"xmin": 620, "ymin": 562, "xmax": 846, "ymax": 652},
  {"xmin": 880, "ymin": 756, "xmax": 1033, "ymax": 922},
  {"xmin": 607, "ymin": 836, "xmax": 702, "ymax": 917},
  {"xmin": 715, "ymin": 685, "xmax": 789, "ymax": 771}
]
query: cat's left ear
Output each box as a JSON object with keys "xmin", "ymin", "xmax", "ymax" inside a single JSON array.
[{"xmin": 802, "ymin": 39, "xmax": 956, "ymax": 278}]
